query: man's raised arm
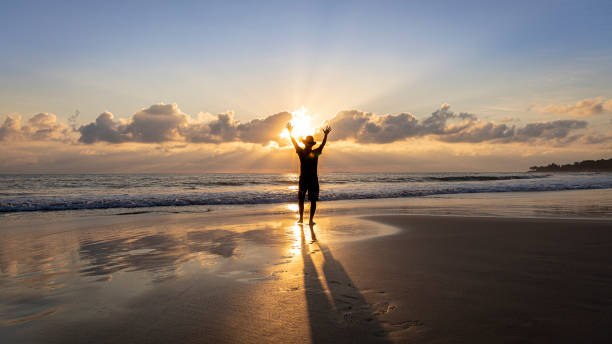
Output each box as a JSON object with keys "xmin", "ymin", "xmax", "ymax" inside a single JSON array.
[
  {"xmin": 287, "ymin": 123, "xmax": 300, "ymax": 150},
  {"xmin": 318, "ymin": 125, "xmax": 332, "ymax": 151}
]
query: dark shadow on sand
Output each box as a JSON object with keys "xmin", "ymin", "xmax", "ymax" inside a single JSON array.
[{"xmin": 300, "ymin": 224, "xmax": 390, "ymax": 343}]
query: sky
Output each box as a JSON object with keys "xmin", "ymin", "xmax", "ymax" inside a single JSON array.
[{"xmin": 1, "ymin": 0, "xmax": 611, "ymax": 173}]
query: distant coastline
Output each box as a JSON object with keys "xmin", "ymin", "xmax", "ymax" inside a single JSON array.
[{"xmin": 529, "ymin": 158, "xmax": 612, "ymax": 172}]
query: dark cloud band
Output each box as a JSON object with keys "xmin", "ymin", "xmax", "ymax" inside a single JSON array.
[
  {"xmin": 78, "ymin": 104, "xmax": 291, "ymax": 144},
  {"xmin": 328, "ymin": 104, "xmax": 587, "ymax": 144}
]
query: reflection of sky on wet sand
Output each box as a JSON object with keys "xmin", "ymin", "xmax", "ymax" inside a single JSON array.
[{"xmin": 0, "ymin": 211, "xmax": 395, "ymax": 330}]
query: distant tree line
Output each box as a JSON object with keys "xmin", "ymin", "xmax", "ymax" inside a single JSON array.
[{"xmin": 529, "ymin": 158, "xmax": 612, "ymax": 172}]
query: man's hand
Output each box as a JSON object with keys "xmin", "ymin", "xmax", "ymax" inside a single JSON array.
[
  {"xmin": 287, "ymin": 122, "xmax": 293, "ymax": 132},
  {"xmin": 323, "ymin": 125, "xmax": 332, "ymax": 135}
]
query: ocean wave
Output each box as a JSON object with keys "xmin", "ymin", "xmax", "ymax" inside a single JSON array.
[
  {"xmin": 1, "ymin": 179, "xmax": 610, "ymax": 213},
  {"xmin": 424, "ymin": 175, "xmax": 550, "ymax": 182},
  {"xmin": 0, "ymin": 173, "xmax": 551, "ymax": 190}
]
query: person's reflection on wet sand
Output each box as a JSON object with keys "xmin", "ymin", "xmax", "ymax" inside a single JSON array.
[{"xmin": 300, "ymin": 224, "xmax": 390, "ymax": 343}]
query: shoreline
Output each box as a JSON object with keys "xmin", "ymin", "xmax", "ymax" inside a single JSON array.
[{"xmin": 2, "ymin": 188, "xmax": 611, "ymax": 223}]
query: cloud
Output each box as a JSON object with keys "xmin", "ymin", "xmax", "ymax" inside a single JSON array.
[
  {"xmin": 180, "ymin": 110, "xmax": 291, "ymax": 144},
  {"xmin": 514, "ymin": 120, "xmax": 586, "ymax": 142},
  {"xmin": 327, "ymin": 110, "xmax": 417, "ymax": 143},
  {"xmin": 3, "ymin": 103, "xmax": 595, "ymax": 147},
  {"xmin": 79, "ymin": 104, "xmax": 187, "ymax": 143},
  {"xmin": 2, "ymin": 104, "xmax": 609, "ymax": 174},
  {"xmin": 185, "ymin": 112, "xmax": 238, "ymax": 143},
  {"xmin": 328, "ymin": 105, "xmax": 587, "ymax": 144},
  {"xmin": 440, "ymin": 121, "xmax": 515, "ymax": 143},
  {"xmin": 582, "ymin": 133, "xmax": 612, "ymax": 144},
  {"xmin": 500, "ymin": 117, "xmax": 520, "ymax": 123},
  {"xmin": 0, "ymin": 115, "xmax": 21, "ymax": 140},
  {"xmin": 328, "ymin": 105, "xmax": 479, "ymax": 144},
  {"xmin": 127, "ymin": 103, "xmax": 188, "ymax": 142},
  {"xmin": 236, "ymin": 111, "xmax": 292, "ymax": 143},
  {"xmin": 0, "ymin": 113, "xmax": 71, "ymax": 141},
  {"xmin": 79, "ymin": 103, "xmax": 291, "ymax": 144},
  {"xmin": 537, "ymin": 97, "xmax": 612, "ymax": 117},
  {"xmin": 78, "ymin": 112, "xmax": 130, "ymax": 143},
  {"xmin": 420, "ymin": 103, "xmax": 477, "ymax": 135}
]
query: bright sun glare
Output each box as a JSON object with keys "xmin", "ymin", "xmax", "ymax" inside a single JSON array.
[{"xmin": 280, "ymin": 106, "xmax": 316, "ymax": 140}]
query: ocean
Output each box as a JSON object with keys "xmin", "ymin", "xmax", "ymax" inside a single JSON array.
[{"xmin": 1, "ymin": 172, "xmax": 612, "ymax": 213}]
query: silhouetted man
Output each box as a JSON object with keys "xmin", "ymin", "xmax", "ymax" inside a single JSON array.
[{"xmin": 287, "ymin": 123, "xmax": 332, "ymax": 225}]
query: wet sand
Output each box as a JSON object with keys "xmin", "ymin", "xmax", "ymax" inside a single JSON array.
[
  {"xmin": 337, "ymin": 215, "xmax": 612, "ymax": 343},
  {"xmin": 1, "ymin": 195, "xmax": 612, "ymax": 343},
  {"xmin": 1, "ymin": 207, "xmax": 398, "ymax": 343}
]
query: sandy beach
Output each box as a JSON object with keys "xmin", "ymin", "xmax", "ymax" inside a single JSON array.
[{"xmin": 1, "ymin": 191, "xmax": 611, "ymax": 343}]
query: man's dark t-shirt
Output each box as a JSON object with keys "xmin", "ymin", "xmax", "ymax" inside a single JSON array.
[
  {"xmin": 296, "ymin": 146, "xmax": 322, "ymax": 179},
  {"xmin": 296, "ymin": 146, "xmax": 322, "ymax": 201}
]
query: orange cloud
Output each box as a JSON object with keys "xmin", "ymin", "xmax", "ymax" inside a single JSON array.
[
  {"xmin": 537, "ymin": 97, "xmax": 612, "ymax": 117},
  {"xmin": 0, "ymin": 113, "xmax": 73, "ymax": 142}
]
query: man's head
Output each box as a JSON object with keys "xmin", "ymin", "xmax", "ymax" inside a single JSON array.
[{"xmin": 301, "ymin": 136, "xmax": 316, "ymax": 147}]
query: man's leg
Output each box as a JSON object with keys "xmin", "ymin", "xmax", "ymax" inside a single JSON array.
[
  {"xmin": 308, "ymin": 179, "xmax": 319, "ymax": 225},
  {"xmin": 309, "ymin": 200, "xmax": 316, "ymax": 225},
  {"xmin": 298, "ymin": 192, "xmax": 305, "ymax": 223}
]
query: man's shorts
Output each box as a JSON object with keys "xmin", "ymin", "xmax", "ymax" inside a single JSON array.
[{"xmin": 298, "ymin": 176, "xmax": 319, "ymax": 201}]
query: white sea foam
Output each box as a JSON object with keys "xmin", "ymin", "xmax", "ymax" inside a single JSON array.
[{"xmin": 1, "ymin": 172, "xmax": 611, "ymax": 212}]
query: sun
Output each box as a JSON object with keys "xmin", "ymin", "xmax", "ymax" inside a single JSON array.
[{"xmin": 280, "ymin": 106, "xmax": 316, "ymax": 140}]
